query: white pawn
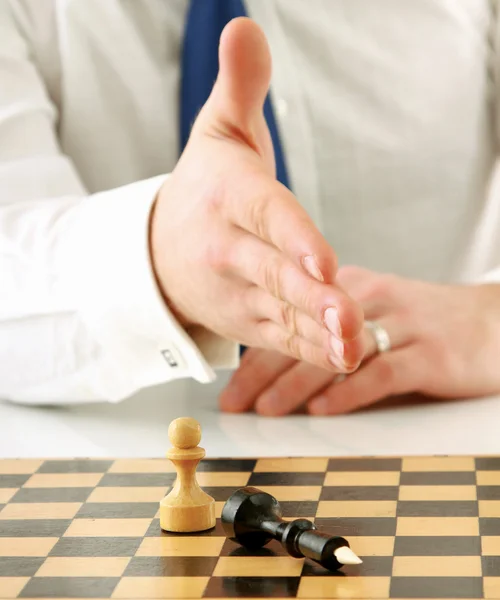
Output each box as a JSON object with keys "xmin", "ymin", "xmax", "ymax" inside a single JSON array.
[{"xmin": 160, "ymin": 417, "xmax": 216, "ymax": 532}]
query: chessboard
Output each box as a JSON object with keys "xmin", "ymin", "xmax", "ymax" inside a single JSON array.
[{"xmin": 0, "ymin": 455, "xmax": 499, "ymax": 599}]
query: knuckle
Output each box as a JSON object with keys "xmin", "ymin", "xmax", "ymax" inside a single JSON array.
[
  {"xmin": 336, "ymin": 264, "xmax": 365, "ymax": 286},
  {"xmin": 279, "ymin": 302, "xmax": 298, "ymax": 334},
  {"xmin": 283, "ymin": 333, "xmax": 302, "ymax": 360},
  {"xmin": 205, "ymin": 188, "xmax": 224, "ymax": 216},
  {"xmin": 248, "ymin": 192, "xmax": 271, "ymax": 240},
  {"xmin": 365, "ymin": 273, "xmax": 398, "ymax": 303},
  {"xmin": 203, "ymin": 241, "xmax": 231, "ymax": 273},
  {"xmin": 376, "ymin": 357, "xmax": 397, "ymax": 389},
  {"xmin": 260, "ymin": 256, "xmax": 284, "ymax": 299}
]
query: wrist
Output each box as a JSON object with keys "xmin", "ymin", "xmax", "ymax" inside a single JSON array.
[{"xmin": 148, "ymin": 190, "xmax": 193, "ymax": 331}]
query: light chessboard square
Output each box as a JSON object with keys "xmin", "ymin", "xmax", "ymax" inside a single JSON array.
[
  {"xmin": 0, "ymin": 538, "xmax": 58, "ymax": 557},
  {"xmin": 297, "ymin": 575, "xmax": 391, "ymax": 598},
  {"xmin": 402, "ymin": 456, "xmax": 475, "ymax": 471},
  {"xmin": 35, "ymin": 556, "xmax": 130, "ymax": 577},
  {"xmin": 23, "ymin": 473, "xmax": 104, "ymax": 488},
  {"xmin": 0, "ymin": 490, "xmax": 18, "ymax": 504},
  {"xmin": 136, "ymin": 536, "xmax": 224, "ymax": 557},
  {"xmin": 0, "ymin": 502, "xmax": 82, "ymax": 520},
  {"xmin": 317, "ymin": 500, "xmax": 397, "ymax": 518},
  {"xmin": 111, "ymin": 576, "xmax": 210, "ymax": 599},
  {"xmin": 87, "ymin": 486, "xmax": 168, "ymax": 503},
  {"xmin": 324, "ymin": 471, "xmax": 400, "ymax": 486},
  {"xmin": 398, "ymin": 484, "xmax": 477, "ymax": 501},
  {"xmin": 0, "ymin": 461, "xmax": 43, "ymax": 475},
  {"xmin": 63, "ymin": 518, "xmax": 152, "ymax": 538},
  {"xmin": 213, "ymin": 556, "xmax": 304, "ymax": 577},
  {"xmin": 392, "ymin": 555, "xmax": 482, "ymax": 577},
  {"xmin": 255, "ymin": 458, "xmax": 328, "ymax": 472},
  {"xmin": 396, "ymin": 516, "xmax": 480, "ymax": 536}
]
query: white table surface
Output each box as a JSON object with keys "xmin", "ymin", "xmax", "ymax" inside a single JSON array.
[{"xmin": 1, "ymin": 372, "xmax": 499, "ymax": 459}]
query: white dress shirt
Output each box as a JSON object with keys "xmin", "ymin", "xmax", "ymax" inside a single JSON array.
[{"xmin": 1, "ymin": 0, "xmax": 500, "ymax": 406}]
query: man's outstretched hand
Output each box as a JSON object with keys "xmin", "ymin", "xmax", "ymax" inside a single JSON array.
[
  {"xmin": 151, "ymin": 18, "xmax": 364, "ymax": 372},
  {"xmin": 219, "ymin": 266, "xmax": 500, "ymax": 416}
]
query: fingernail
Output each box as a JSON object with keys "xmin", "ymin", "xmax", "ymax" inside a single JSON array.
[
  {"xmin": 309, "ymin": 396, "xmax": 330, "ymax": 415},
  {"xmin": 324, "ymin": 307, "xmax": 342, "ymax": 339},
  {"xmin": 330, "ymin": 336, "xmax": 344, "ymax": 360},
  {"xmin": 328, "ymin": 352, "xmax": 346, "ymax": 371},
  {"xmin": 302, "ymin": 255, "xmax": 324, "ymax": 282}
]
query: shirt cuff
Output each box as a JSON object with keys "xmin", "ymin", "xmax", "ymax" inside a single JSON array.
[
  {"xmin": 476, "ymin": 267, "xmax": 500, "ymax": 284},
  {"xmin": 59, "ymin": 174, "xmax": 239, "ymax": 401}
]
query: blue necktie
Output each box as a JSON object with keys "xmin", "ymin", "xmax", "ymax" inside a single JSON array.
[{"xmin": 180, "ymin": 0, "xmax": 291, "ymax": 354}]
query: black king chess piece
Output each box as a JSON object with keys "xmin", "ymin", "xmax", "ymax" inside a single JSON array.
[{"xmin": 221, "ymin": 487, "xmax": 362, "ymax": 571}]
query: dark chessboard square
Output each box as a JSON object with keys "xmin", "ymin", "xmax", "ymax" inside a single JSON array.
[
  {"xmin": 397, "ymin": 501, "xmax": 478, "ymax": 517},
  {"xmin": 37, "ymin": 460, "xmax": 113, "ymax": 474},
  {"xmin": 50, "ymin": 537, "xmax": 142, "ymax": 557},
  {"xmin": 390, "ymin": 576, "xmax": 483, "ymax": 598},
  {"xmin": 476, "ymin": 457, "xmax": 500, "ymax": 470},
  {"xmin": 125, "ymin": 556, "xmax": 218, "ymax": 577},
  {"xmin": 478, "ymin": 485, "xmax": 500, "ymax": 500},
  {"xmin": 76, "ymin": 502, "xmax": 158, "ymax": 519},
  {"xmin": 201, "ymin": 486, "xmax": 242, "ymax": 501},
  {"xmin": 203, "ymin": 576, "xmax": 300, "ymax": 598},
  {"xmin": 0, "ymin": 474, "xmax": 30, "ymax": 487},
  {"xmin": 394, "ymin": 536, "xmax": 481, "ymax": 556},
  {"xmin": 314, "ymin": 517, "xmax": 397, "ymax": 536},
  {"xmin": 400, "ymin": 471, "xmax": 476, "ymax": 485},
  {"xmin": 12, "ymin": 487, "xmax": 93, "ymax": 503},
  {"xmin": 302, "ymin": 555, "xmax": 393, "ymax": 577},
  {"xmin": 220, "ymin": 538, "xmax": 288, "ymax": 557},
  {"xmin": 98, "ymin": 473, "xmax": 175, "ymax": 487},
  {"xmin": 198, "ymin": 459, "xmax": 256, "ymax": 472},
  {"xmin": 0, "ymin": 519, "xmax": 71, "ymax": 537},
  {"xmin": 19, "ymin": 576, "xmax": 120, "ymax": 598},
  {"xmin": 327, "ymin": 457, "xmax": 402, "ymax": 471},
  {"xmin": 248, "ymin": 472, "xmax": 325, "ymax": 486},
  {"xmin": 480, "ymin": 517, "xmax": 500, "ymax": 535},
  {"xmin": 320, "ymin": 485, "xmax": 399, "ymax": 501},
  {"xmin": 145, "ymin": 517, "xmax": 227, "ymax": 537},
  {"xmin": 482, "ymin": 556, "xmax": 500, "ymax": 576},
  {"xmin": 0, "ymin": 557, "xmax": 45, "ymax": 576},
  {"xmin": 280, "ymin": 501, "xmax": 318, "ymax": 518}
]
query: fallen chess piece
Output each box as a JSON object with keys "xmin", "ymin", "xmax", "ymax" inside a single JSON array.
[
  {"xmin": 221, "ymin": 486, "xmax": 362, "ymax": 571},
  {"xmin": 160, "ymin": 417, "xmax": 216, "ymax": 533}
]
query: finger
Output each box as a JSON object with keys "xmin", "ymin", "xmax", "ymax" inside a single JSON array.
[
  {"xmin": 336, "ymin": 265, "xmax": 399, "ymax": 318},
  {"xmin": 307, "ymin": 346, "xmax": 421, "ymax": 416},
  {"xmin": 362, "ymin": 315, "xmax": 413, "ymax": 360},
  {"xmin": 219, "ymin": 349, "xmax": 295, "ymax": 413},
  {"xmin": 336, "ymin": 265, "xmax": 378, "ymax": 290},
  {"xmin": 257, "ymin": 320, "xmax": 366, "ymax": 373},
  {"xmin": 207, "ymin": 21, "xmax": 338, "ymax": 287},
  {"xmin": 255, "ymin": 360, "xmax": 337, "ymax": 417},
  {"xmin": 246, "ymin": 287, "xmax": 367, "ymax": 368},
  {"xmin": 195, "ymin": 18, "xmax": 272, "ymax": 144},
  {"xmin": 245, "ymin": 286, "xmax": 330, "ymax": 350},
  {"xmin": 227, "ymin": 229, "xmax": 364, "ymax": 341},
  {"xmin": 224, "ymin": 174, "xmax": 341, "ymax": 285}
]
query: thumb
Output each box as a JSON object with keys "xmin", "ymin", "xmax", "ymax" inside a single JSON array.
[{"xmin": 195, "ymin": 17, "xmax": 272, "ymax": 151}]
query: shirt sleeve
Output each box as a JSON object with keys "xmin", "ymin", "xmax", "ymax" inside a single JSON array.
[{"xmin": 0, "ymin": 4, "xmax": 239, "ymax": 406}]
